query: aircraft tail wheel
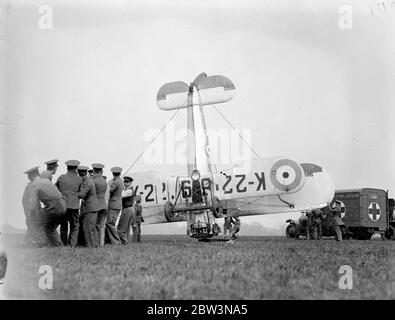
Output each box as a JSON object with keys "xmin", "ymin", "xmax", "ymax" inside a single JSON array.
[
  {"xmin": 164, "ymin": 201, "xmax": 174, "ymax": 222},
  {"xmin": 211, "ymin": 196, "xmax": 222, "ymax": 218}
]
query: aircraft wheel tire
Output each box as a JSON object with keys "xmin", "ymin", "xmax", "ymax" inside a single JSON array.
[
  {"xmin": 164, "ymin": 201, "xmax": 174, "ymax": 222},
  {"xmin": 212, "ymin": 196, "xmax": 222, "ymax": 218}
]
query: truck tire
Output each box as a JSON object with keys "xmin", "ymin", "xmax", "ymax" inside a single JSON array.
[
  {"xmin": 384, "ymin": 226, "xmax": 395, "ymax": 240},
  {"xmin": 286, "ymin": 224, "xmax": 298, "ymax": 239}
]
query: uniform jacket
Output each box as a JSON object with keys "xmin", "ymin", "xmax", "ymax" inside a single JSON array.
[
  {"xmin": 32, "ymin": 177, "xmax": 67, "ymax": 215},
  {"xmin": 312, "ymin": 209, "xmax": 323, "ymax": 222},
  {"xmin": 56, "ymin": 171, "xmax": 82, "ymax": 209},
  {"xmin": 131, "ymin": 203, "xmax": 143, "ymax": 225},
  {"xmin": 330, "ymin": 205, "xmax": 344, "ymax": 226},
  {"xmin": 22, "ymin": 179, "xmax": 41, "ymax": 218},
  {"xmin": 93, "ymin": 175, "xmax": 108, "ymax": 211},
  {"xmin": 78, "ymin": 176, "xmax": 99, "ymax": 214},
  {"xmin": 108, "ymin": 177, "xmax": 123, "ymax": 210}
]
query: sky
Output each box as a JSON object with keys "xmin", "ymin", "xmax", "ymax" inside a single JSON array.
[{"xmin": 1, "ymin": 0, "xmax": 394, "ymax": 229}]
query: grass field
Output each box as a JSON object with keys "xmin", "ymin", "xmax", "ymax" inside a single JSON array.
[{"xmin": 1, "ymin": 234, "xmax": 394, "ymax": 299}]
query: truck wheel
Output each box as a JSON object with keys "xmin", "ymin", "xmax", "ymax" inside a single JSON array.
[
  {"xmin": 384, "ymin": 226, "xmax": 395, "ymax": 240},
  {"xmin": 286, "ymin": 224, "xmax": 298, "ymax": 239}
]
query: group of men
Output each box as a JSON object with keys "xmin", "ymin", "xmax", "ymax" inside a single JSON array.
[
  {"xmin": 304, "ymin": 201, "xmax": 345, "ymax": 241},
  {"xmin": 21, "ymin": 159, "xmax": 143, "ymax": 247}
]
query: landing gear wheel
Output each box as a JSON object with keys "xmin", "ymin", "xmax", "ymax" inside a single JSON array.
[
  {"xmin": 164, "ymin": 201, "xmax": 175, "ymax": 222},
  {"xmin": 211, "ymin": 196, "xmax": 222, "ymax": 218}
]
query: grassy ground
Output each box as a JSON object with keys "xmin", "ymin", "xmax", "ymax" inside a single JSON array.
[{"xmin": 1, "ymin": 234, "xmax": 394, "ymax": 299}]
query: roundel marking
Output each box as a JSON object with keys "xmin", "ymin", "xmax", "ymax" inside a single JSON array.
[
  {"xmin": 368, "ymin": 202, "xmax": 381, "ymax": 221},
  {"xmin": 270, "ymin": 159, "xmax": 302, "ymax": 192}
]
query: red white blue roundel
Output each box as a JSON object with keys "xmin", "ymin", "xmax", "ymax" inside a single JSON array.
[
  {"xmin": 368, "ymin": 202, "xmax": 381, "ymax": 221},
  {"xmin": 270, "ymin": 159, "xmax": 302, "ymax": 192}
]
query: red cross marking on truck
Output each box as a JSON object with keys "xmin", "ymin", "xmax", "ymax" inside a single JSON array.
[{"xmin": 368, "ymin": 202, "xmax": 381, "ymax": 221}]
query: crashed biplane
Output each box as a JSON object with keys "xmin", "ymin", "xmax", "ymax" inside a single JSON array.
[{"xmin": 125, "ymin": 73, "xmax": 334, "ymax": 240}]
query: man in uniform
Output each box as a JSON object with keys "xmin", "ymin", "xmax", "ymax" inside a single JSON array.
[
  {"xmin": 298, "ymin": 212, "xmax": 309, "ymax": 230},
  {"xmin": 21, "ymin": 166, "xmax": 42, "ymax": 245},
  {"xmin": 131, "ymin": 195, "xmax": 144, "ymax": 243},
  {"xmin": 56, "ymin": 160, "xmax": 82, "ymax": 247},
  {"xmin": 117, "ymin": 174, "xmax": 135, "ymax": 244},
  {"xmin": 229, "ymin": 216, "xmax": 241, "ymax": 242},
  {"xmin": 223, "ymin": 216, "xmax": 232, "ymax": 238},
  {"xmin": 306, "ymin": 209, "xmax": 314, "ymax": 240},
  {"xmin": 45, "ymin": 159, "xmax": 59, "ymax": 176},
  {"xmin": 77, "ymin": 166, "xmax": 99, "ymax": 247},
  {"xmin": 105, "ymin": 167, "xmax": 123, "ymax": 245},
  {"xmin": 33, "ymin": 170, "xmax": 67, "ymax": 246},
  {"xmin": 312, "ymin": 208, "xmax": 324, "ymax": 240},
  {"xmin": 91, "ymin": 163, "xmax": 108, "ymax": 247},
  {"xmin": 330, "ymin": 201, "xmax": 344, "ymax": 241}
]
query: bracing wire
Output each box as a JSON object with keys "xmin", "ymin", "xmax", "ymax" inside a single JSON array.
[
  {"xmin": 212, "ymin": 105, "xmax": 262, "ymax": 160},
  {"xmin": 123, "ymin": 109, "xmax": 180, "ymax": 176},
  {"xmin": 196, "ymin": 90, "xmax": 218, "ymax": 174}
]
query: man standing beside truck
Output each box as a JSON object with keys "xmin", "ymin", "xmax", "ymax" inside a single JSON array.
[{"xmin": 330, "ymin": 201, "xmax": 344, "ymax": 241}]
